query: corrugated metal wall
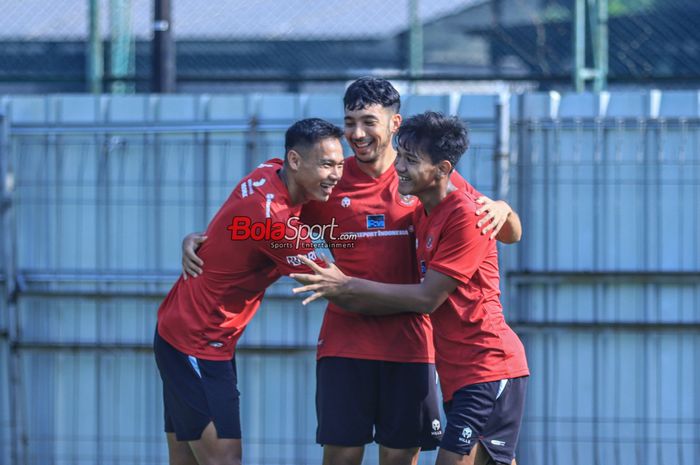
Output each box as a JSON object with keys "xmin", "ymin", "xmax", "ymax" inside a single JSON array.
[
  {"xmin": 0, "ymin": 91, "xmax": 698, "ymax": 465},
  {"xmin": 509, "ymin": 91, "xmax": 700, "ymax": 465}
]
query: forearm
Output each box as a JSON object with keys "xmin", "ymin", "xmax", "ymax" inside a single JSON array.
[
  {"xmin": 496, "ymin": 210, "xmax": 522, "ymax": 243},
  {"xmin": 328, "ymin": 278, "xmax": 434, "ymax": 316}
]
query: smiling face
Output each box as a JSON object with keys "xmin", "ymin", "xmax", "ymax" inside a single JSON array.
[
  {"xmin": 392, "ymin": 112, "xmax": 469, "ymax": 201},
  {"xmin": 290, "ymin": 137, "xmax": 345, "ymax": 202},
  {"xmin": 344, "ymin": 104, "xmax": 401, "ymax": 165},
  {"xmin": 394, "ymin": 142, "xmax": 443, "ymax": 197}
]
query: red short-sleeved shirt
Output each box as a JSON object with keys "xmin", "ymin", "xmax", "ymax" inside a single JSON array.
[
  {"xmin": 414, "ymin": 190, "xmax": 529, "ymax": 401},
  {"xmin": 157, "ymin": 159, "xmax": 320, "ymax": 360},
  {"xmin": 301, "ymin": 156, "xmax": 479, "ymax": 363}
]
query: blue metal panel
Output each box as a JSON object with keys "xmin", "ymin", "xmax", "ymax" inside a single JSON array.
[
  {"xmin": 0, "ymin": 337, "xmax": 9, "ymax": 465},
  {"xmin": 2, "ymin": 91, "xmax": 699, "ymax": 465},
  {"xmin": 606, "ymin": 91, "xmax": 649, "ymax": 118},
  {"xmin": 457, "ymin": 94, "xmax": 498, "ymax": 120},
  {"xmin": 402, "ymin": 94, "xmax": 450, "ymax": 115},
  {"xmin": 454, "ymin": 95, "xmax": 499, "ymax": 197},
  {"xmin": 518, "ymin": 93, "xmax": 556, "ymax": 120},
  {"xmin": 207, "ymin": 95, "xmax": 250, "ymax": 120},
  {"xmin": 106, "ymin": 95, "xmax": 150, "ymax": 122},
  {"xmin": 304, "ymin": 94, "xmax": 345, "ymax": 121},
  {"xmin": 514, "ymin": 116, "xmax": 555, "ymax": 270},
  {"xmin": 516, "ymin": 282, "xmax": 700, "ymax": 324},
  {"xmin": 53, "ymin": 95, "xmax": 101, "ymax": 123},
  {"xmin": 653, "ymin": 97, "xmax": 700, "ymax": 271},
  {"xmin": 549, "ymin": 114, "xmax": 596, "ymax": 270},
  {"xmin": 257, "ymin": 94, "xmax": 302, "ymax": 121},
  {"xmin": 457, "ymin": 94, "xmax": 497, "ymax": 149},
  {"xmin": 658, "ymin": 91, "xmax": 699, "ymax": 118},
  {"xmin": 154, "ymin": 95, "xmax": 198, "ymax": 121},
  {"xmin": 18, "ymin": 297, "xmax": 157, "ymax": 345},
  {"xmin": 519, "ymin": 330, "xmax": 699, "ymax": 465},
  {"xmin": 21, "ymin": 350, "xmax": 167, "ymax": 465},
  {"xmin": 8, "ymin": 96, "xmax": 47, "ymax": 123},
  {"xmin": 558, "ymin": 92, "xmax": 600, "ymax": 118}
]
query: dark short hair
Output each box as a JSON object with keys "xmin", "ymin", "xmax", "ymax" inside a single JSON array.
[
  {"xmin": 284, "ymin": 118, "xmax": 343, "ymax": 156},
  {"xmin": 395, "ymin": 111, "xmax": 469, "ymax": 169},
  {"xmin": 343, "ymin": 77, "xmax": 401, "ymax": 113}
]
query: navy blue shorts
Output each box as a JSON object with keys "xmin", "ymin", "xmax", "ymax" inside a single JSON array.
[
  {"xmin": 316, "ymin": 357, "xmax": 442, "ymax": 450},
  {"xmin": 153, "ymin": 328, "xmax": 242, "ymax": 441},
  {"xmin": 441, "ymin": 376, "xmax": 528, "ymax": 464}
]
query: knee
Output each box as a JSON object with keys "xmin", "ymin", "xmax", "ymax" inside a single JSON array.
[
  {"xmin": 323, "ymin": 445, "xmax": 364, "ymax": 465},
  {"xmin": 379, "ymin": 446, "xmax": 420, "ymax": 465}
]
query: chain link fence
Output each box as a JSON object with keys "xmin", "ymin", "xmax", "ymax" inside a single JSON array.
[{"xmin": 0, "ymin": 0, "xmax": 699, "ymax": 93}]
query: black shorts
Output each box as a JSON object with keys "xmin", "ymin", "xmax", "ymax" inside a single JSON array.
[
  {"xmin": 153, "ymin": 328, "xmax": 242, "ymax": 441},
  {"xmin": 441, "ymin": 376, "xmax": 528, "ymax": 464},
  {"xmin": 316, "ymin": 356, "xmax": 442, "ymax": 450}
]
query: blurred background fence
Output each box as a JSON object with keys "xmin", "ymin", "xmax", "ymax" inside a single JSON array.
[
  {"xmin": 0, "ymin": 90, "xmax": 698, "ymax": 465},
  {"xmin": 1, "ymin": 0, "xmax": 700, "ymax": 94}
]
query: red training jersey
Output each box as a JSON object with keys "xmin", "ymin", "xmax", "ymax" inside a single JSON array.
[
  {"xmin": 414, "ymin": 189, "xmax": 529, "ymax": 401},
  {"xmin": 301, "ymin": 156, "xmax": 478, "ymax": 363},
  {"xmin": 157, "ymin": 159, "xmax": 320, "ymax": 360}
]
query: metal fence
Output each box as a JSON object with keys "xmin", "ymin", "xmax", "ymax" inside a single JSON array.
[
  {"xmin": 0, "ymin": 90, "xmax": 699, "ymax": 465},
  {"xmin": 508, "ymin": 91, "xmax": 700, "ymax": 465},
  {"xmin": 1, "ymin": 0, "xmax": 700, "ymax": 93}
]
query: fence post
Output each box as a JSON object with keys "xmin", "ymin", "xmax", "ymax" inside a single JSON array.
[
  {"xmin": 494, "ymin": 92, "xmax": 511, "ymax": 201},
  {"xmin": 245, "ymin": 115, "xmax": 259, "ymax": 175},
  {"xmin": 494, "ymin": 92, "xmax": 515, "ymax": 313},
  {"xmin": 1, "ymin": 109, "xmax": 25, "ymax": 465}
]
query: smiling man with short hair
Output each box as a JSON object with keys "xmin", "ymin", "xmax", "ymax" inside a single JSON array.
[{"xmin": 154, "ymin": 118, "xmax": 344, "ymax": 465}]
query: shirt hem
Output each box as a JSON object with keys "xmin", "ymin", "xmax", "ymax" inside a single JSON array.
[
  {"xmin": 317, "ymin": 350, "xmax": 434, "ymax": 364},
  {"xmin": 442, "ymin": 368, "xmax": 531, "ymax": 401},
  {"xmin": 157, "ymin": 326, "xmax": 235, "ymax": 361}
]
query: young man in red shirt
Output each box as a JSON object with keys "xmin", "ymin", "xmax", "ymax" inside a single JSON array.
[
  {"xmin": 181, "ymin": 78, "xmax": 522, "ymax": 465},
  {"xmin": 292, "ymin": 111, "xmax": 529, "ymax": 465},
  {"xmin": 154, "ymin": 118, "xmax": 344, "ymax": 465}
]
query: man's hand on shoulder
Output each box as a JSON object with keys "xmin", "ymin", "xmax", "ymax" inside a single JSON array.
[{"xmin": 475, "ymin": 196, "xmax": 522, "ymax": 243}]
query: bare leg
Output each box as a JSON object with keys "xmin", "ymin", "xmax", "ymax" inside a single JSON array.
[
  {"xmin": 379, "ymin": 445, "xmax": 420, "ymax": 465},
  {"xmin": 188, "ymin": 421, "xmax": 242, "ymax": 465},
  {"xmin": 166, "ymin": 433, "xmax": 199, "ymax": 465},
  {"xmin": 435, "ymin": 443, "xmax": 496, "ymax": 465},
  {"xmin": 322, "ymin": 445, "xmax": 365, "ymax": 465}
]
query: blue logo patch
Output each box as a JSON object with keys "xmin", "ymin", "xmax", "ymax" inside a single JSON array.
[
  {"xmin": 420, "ymin": 260, "xmax": 427, "ymax": 275},
  {"xmin": 366, "ymin": 214, "xmax": 385, "ymax": 229}
]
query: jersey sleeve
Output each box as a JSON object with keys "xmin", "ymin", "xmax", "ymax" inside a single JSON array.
[
  {"xmin": 257, "ymin": 215, "xmax": 326, "ymax": 276},
  {"xmin": 428, "ymin": 201, "xmax": 493, "ymax": 284},
  {"xmin": 450, "ymin": 170, "xmax": 483, "ymax": 198}
]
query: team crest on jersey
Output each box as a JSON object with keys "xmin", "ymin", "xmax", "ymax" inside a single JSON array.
[
  {"xmin": 425, "ymin": 236, "xmax": 433, "ymax": 249},
  {"xmin": 398, "ymin": 193, "xmax": 417, "ymax": 207},
  {"xmin": 341, "ymin": 196, "xmax": 351, "ymax": 208},
  {"xmin": 366, "ymin": 214, "xmax": 385, "ymax": 229}
]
